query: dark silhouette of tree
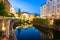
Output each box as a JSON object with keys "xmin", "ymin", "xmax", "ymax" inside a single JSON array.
[
  {"xmin": 17, "ymin": 9, "xmax": 22, "ymax": 17},
  {"xmin": 35, "ymin": 13, "xmax": 38, "ymax": 17}
]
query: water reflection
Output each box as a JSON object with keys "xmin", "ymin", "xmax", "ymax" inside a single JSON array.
[
  {"xmin": 14, "ymin": 20, "xmax": 54, "ymax": 40},
  {"xmin": 14, "ymin": 27, "xmax": 40, "ymax": 40}
]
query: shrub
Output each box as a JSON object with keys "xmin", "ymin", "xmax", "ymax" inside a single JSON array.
[{"xmin": 33, "ymin": 18, "xmax": 48, "ymax": 24}]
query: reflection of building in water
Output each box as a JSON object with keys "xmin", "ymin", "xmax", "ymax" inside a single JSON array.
[{"xmin": 40, "ymin": 0, "xmax": 60, "ymax": 19}]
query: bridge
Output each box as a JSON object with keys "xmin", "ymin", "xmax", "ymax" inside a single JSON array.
[
  {"xmin": 0, "ymin": 17, "xmax": 33, "ymax": 38},
  {"xmin": 0, "ymin": 17, "xmax": 60, "ymax": 39},
  {"xmin": 0, "ymin": 17, "xmax": 21, "ymax": 38}
]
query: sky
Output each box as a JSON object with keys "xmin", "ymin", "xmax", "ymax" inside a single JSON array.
[{"xmin": 9, "ymin": 0, "xmax": 46, "ymax": 16}]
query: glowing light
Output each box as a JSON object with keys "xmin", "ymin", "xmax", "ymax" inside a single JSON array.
[{"xmin": 2, "ymin": 27, "xmax": 6, "ymax": 32}]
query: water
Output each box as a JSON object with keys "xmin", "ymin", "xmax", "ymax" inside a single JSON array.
[{"xmin": 14, "ymin": 27, "xmax": 40, "ymax": 40}]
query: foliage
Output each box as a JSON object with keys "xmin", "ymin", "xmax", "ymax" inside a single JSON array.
[
  {"xmin": 0, "ymin": 10, "xmax": 8, "ymax": 17},
  {"xmin": 27, "ymin": 20, "xmax": 32, "ymax": 24},
  {"xmin": 33, "ymin": 18, "xmax": 48, "ymax": 25},
  {"xmin": 8, "ymin": 13, "xmax": 15, "ymax": 17},
  {"xmin": 35, "ymin": 13, "xmax": 38, "ymax": 17},
  {"xmin": 0, "ymin": 1, "xmax": 9, "ymax": 17},
  {"xmin": 0, "ymin": 1, "xmax": 5, "ymax": 11},
  {"xmin": 20, "ymin": 20, "xmax": 25, "ymax": 24},
  {"xmin": 17, "ymin": 9, "xmax": 22, "ymax": 17}
]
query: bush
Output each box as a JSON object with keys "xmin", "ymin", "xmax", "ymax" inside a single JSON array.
[
  {"xmin": 8, "ymin": 13, "xmax": 15, "ymax": 17},
  {"xmin": 20, "ymin": 20, "xmax": 25, "ymax": 24},
  {"xmin": 33, "ymin": 18, "xmax": 48, "ymax": 24},
  {"xmin": 0, "ymin": 1, "xmax": 9, "ymax": 17}
]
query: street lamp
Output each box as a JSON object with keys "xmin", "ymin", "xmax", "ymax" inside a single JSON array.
[{"xmin": 2, "ymin": 26, "xmax": 6, "ymax": 32}]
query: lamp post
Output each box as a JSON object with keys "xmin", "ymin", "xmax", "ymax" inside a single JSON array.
[{"xmin": 2, "ymin": 26, "xmax": 6, "ymax": 32}]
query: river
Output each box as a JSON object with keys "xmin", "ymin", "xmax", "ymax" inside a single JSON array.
[{"xmin": 14, "ymin": 27, "xmax": 40, "ymax": 40}]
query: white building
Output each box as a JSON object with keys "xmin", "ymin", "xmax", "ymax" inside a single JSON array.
[
  {"xmin": 22, "ymin": 12, "xmax": 29, "ymax": 18},
  {"xmin": 21, "ymin": 12, "xmax": 29, "ymax": 21},
  {"xmin": 40, "ymin": 0, "xmax": 60, "ymax": 19},
  {"xmin": 40, "ymin": 4, "xmax": 49, "ymax": 18},
  {"xmin": 47, "ymin": 0, "xmax": 60, "ymax": 18}
]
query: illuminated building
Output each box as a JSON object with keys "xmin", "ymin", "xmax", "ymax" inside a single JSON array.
[
  {"xmin": 40, "ymin": 4, "xmax": 49, "ymax": 18},
  {"xmin": 29, "ymin": 14, "xmax": 35, "ymax": 21},
  {"xmin": 40, "ymin": 0, "xmax": 60, "ymax": 19},
  {"xmin": 21, "ymin": 12, "xmax": 29, "ymax": 21}
]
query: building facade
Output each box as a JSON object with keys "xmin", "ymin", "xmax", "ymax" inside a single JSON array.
[
  {"xmin": 10, "ymin": 7, "xmax": 18, "ymax": 17},
  {"xmin": 21, "ymin": 12, "xmax": 29, "ymax": 21},
  {"xmin": 21, "ymin": 12, "xmax": 35, "ymax": 21},
  {"xmin": 40, "ymin": 4, "xmax": 49, "ymax": 18},
  {"xmin": 47, "ymin": 0, "xmax": 60, "ymax": 18},
  {"xmin": 29, "ymin": 14, "xmax": 35, "ymax": 21},
  {"xmin": 4, "ymin": 0, "xmax": 10, "ymax": 13},
  {"xmin": 40, "ymin": 0, "xmax": 60, "ymax": 19}
]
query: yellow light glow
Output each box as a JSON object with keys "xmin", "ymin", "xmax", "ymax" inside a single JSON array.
[{"xmin": 2, "ymin": 27, "xmax": 6, "ymax": 32}]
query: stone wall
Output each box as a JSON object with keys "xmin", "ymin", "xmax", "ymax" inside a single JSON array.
[{"xmin": 5, "ymin": 19, "xmax": 11, "ymax": 38}]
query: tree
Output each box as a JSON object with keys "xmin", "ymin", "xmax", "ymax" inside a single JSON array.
[
  {"xmin": 0, "ymin": 1, "xmax": 5, "ymax": 11},
  {"xmin": 0, "ymin": 10, "xmax": 8, "ymax": 17},
  {"xmin": 8, "ymin": 13, "xmax": 15, "ymax": 17},
  {"xmin": 17, "ymin": 9, "xmax": 22, "ymax": 17},
  {"xmin": 35, "ymin": 13, "xmax": 38, "ymax": 17},
  {"xmin": 0, "ymin": 2, "xmax": 9, "ymax": 33},
  {"xmin": 0, "ymin": 1, "xmax": 8, "ymax": 17}
]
